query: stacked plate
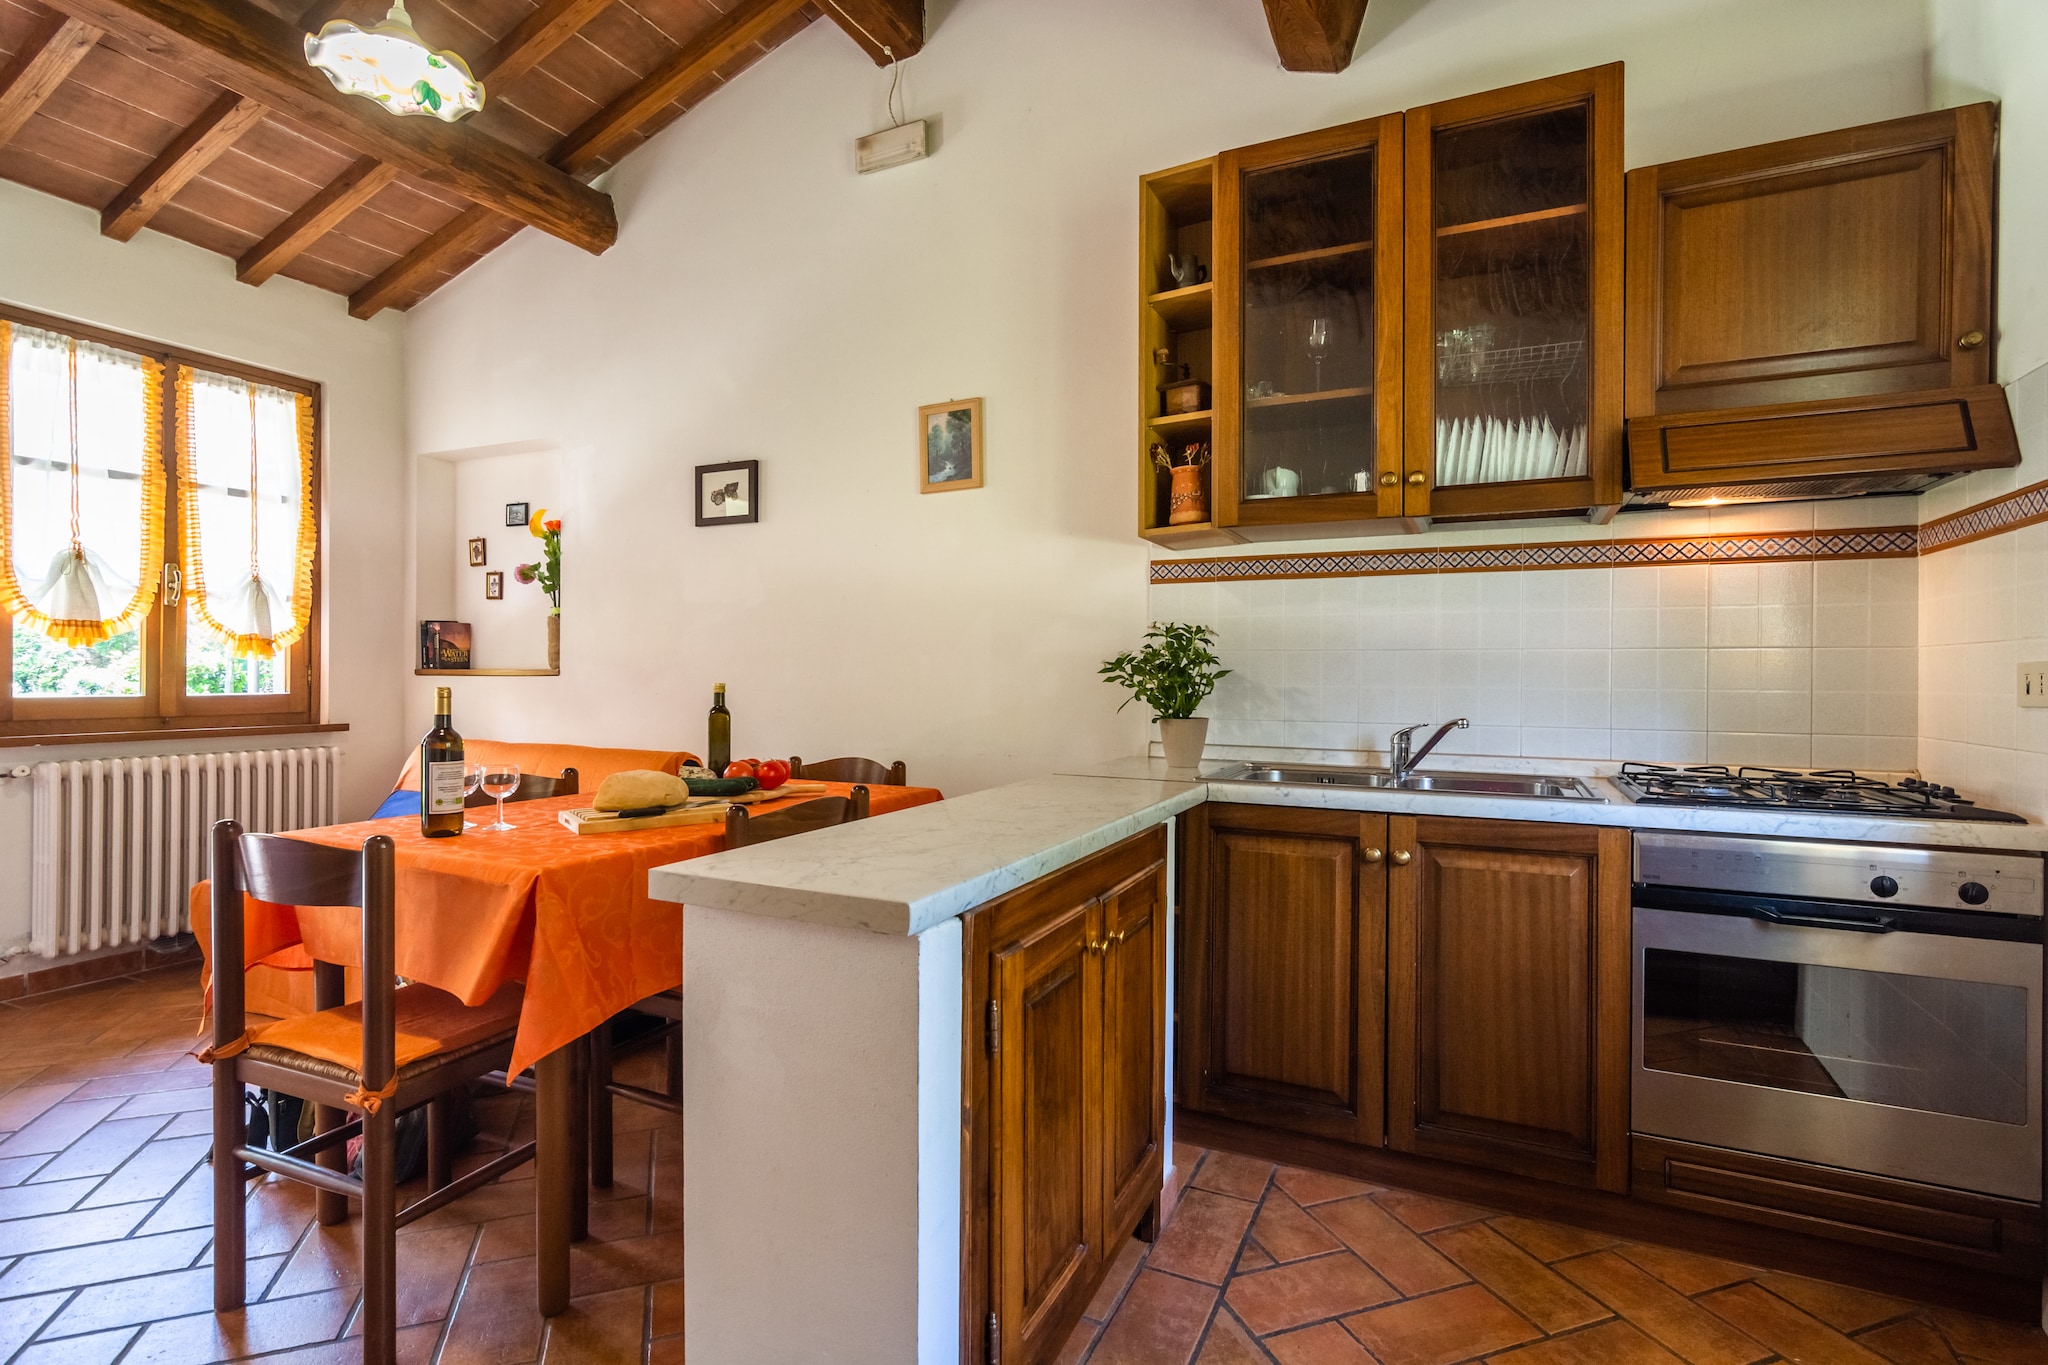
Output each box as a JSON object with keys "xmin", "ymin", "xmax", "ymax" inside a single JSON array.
[{"xmin": 1434, "ymin": 416, "xmax": 1587, "ymax": 486}]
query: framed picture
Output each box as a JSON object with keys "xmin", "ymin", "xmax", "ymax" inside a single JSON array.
[
  {"xmin": 919, "ymin": 397, "xmax": 983, "ymax": 493},
  {"xmin": 468, "ymin": 537, "xmax": 487, "ymax": 567},
  {"xmin": 695, "ymin": 460, "xmax": 758, "ymax": 526},
  {"xmin": 484, "ymin": 571, "xmax": 504, "ymax": 600},
  {"xmin": 505, "ymin": 502, "xmax": 530, "ymax": 527}
]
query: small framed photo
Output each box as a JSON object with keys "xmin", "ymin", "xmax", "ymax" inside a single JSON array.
[
  {"xmin": 505, "ymin": 502, "xmax": 530, "ymax": 527},
  {"xmin": 468, "ymin": 537, "xmax": 487, "ymax": 567},
  {"xmin": 695, "ymin": 460, "xmax": 758, "ymax": 526},
  {"xmin": 919, "ymin": 397, "xmax": 983, "ymax": 493},
  {"xmin": 484, "ymin": 571, "xmax": 504, "ymax": 600}
]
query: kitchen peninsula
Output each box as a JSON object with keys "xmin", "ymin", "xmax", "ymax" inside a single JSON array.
[{"xmin": 652, "ymin": 755, "xmax": 2048, "ymax": 1365}]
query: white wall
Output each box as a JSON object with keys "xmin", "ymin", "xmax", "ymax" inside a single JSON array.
[
  {"xmin": 0, "ymin": 179, "xmax": 409, "ymax": 953},
  {"xmin": 403, "ymin": 0, "xmax": 1932, "ymax": 797}
]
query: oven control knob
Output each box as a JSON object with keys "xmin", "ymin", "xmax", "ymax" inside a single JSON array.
[
  {"xmin": 1958, "ymin": 881, "xmax": 1991, "ymax": 905},
  {"xmin": 1869, "ymin": 875, "xmax": 1899, "ymax": 898}
]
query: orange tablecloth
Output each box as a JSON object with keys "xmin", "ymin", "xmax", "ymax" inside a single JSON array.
[{"xmin": 194, "ymin": 784, "xmax": 941, "ymax": 1075}]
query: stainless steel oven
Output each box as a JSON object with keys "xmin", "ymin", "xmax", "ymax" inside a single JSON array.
[{"xmin": 1631, "ymin": 832, "xmax": 2044, "ymax": 1201}]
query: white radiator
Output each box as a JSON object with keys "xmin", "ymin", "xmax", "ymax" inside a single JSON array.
[{"xmin": 29, "ymin": 746, "xmax": 343, "ymax": 958}]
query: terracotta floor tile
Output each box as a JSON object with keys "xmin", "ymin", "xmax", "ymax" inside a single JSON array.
[
  {"xmin": 155, "ymin": 1110, "xmax": 213, "ymax": 1140},
  {"xmin": 1342, "ymin": 1282, "xmax": 1541, "ymax": 1365},
  {"xmin": 1758, "ymin": 1271, "xmax": 1915, "ymax": 1333},
  {"xmin": 0, "ymin": 1227, "xmax": 211, "ymax": 1297},
  {"xmin": 31, "ymin": 1114, "xmax": 167, "ymax": 1182},
  {"xmin": 78, "ymin": 1133, "xmax": 209, "ymax": 1209},
  {"xmin": 111, "ymin": 1084, "xmax": 215, "ymax": 1119},
  {"xmin": 1273, "ymin": 1167, "xmax": 1379, "ymax": 1207},
  {"xmin": 119, "ymin": 1288, "xmax": 354, "ymax": 1364},
  {"xmin": 1700, "ymin": 1281, "xmax": 1892, "ymax": 1365},
  {"xmin": 0, "ymin": 1200, "xmax": 150, "ymax": 1255},
  {"xmin": 274, "ymin": 1220, "xmax": 476, "ymax": 1327},
  {"xmin": 438, "ymin": 1255, "xmax": 548, "ymax": 1365},
  {"xmin": 1058, "ymin": 1316, "xmax": 1102, "ymax": 1365},
  {"xmin": 0, "ymin": 1174, "xmax": 96, "ymax": 1220},
  {"xmin": 136, "ymin": 1160, "xmax": 215, "ymax": 1236},
  {"xmin": 1487, "ymin": 1216, "xmax": 1618, "ymax": 1263},
  {"xmin": 1926, "ymin": 1309, "xmax": 2048, "ymax": 1364},
  {"xmin": 1193, "ymin": 1308, "xmax": 1270, "ymax": 1365},
  {"xmin": 650, "ymin": 1276, "xmax": 684, "ymax": 1338},
  {"xmin": 0, "ymin": 1099, "xmax": 126, "ymax": 1158},
  {"xmin": 1263, "ymin": 1320, "xmax": 1375, "ymax": 1364},
  {"xmin": 1194, "ymin": 1152, "xmax": 1277, "ymax": 1202},
  {"xmin": 1557, "ymin": 1252, "xmax": 1768, "ymax": 1365},
  {"xmin": 567, "ymin": 1229, "xmax": 688, "ymax": 1294},
  {"xmin": 1859, "ymin": 1317, "xmax": 1964, "ymax": 1365},
  {"xmin": 1147, "ymin": 1189, "xmax": 1259, "ymax": 1285},
  {"xmin": 1224, "ymin": 1251, "xmax": 1398, "ymax": 1337},
  {"xmin": 1485, "ymin": 1318, "xmax": 1686, "ymax": 1365},
  {"xmin": 1373, "ymin": 1189, "xmax": 1493, "ymax": 1234},
  {"xmin": 43, "ymin": 1256, "xmax": 287, "ymax": 1337},
  {"xmin": 475, "ymin": 1212, "xmax": 536, "ymax": 1263},
  {"xmin": 235, "ymin": 1321, "xmax": 441, "ymax": 1364},
  {"xmin": 11, "ymin": 1325, "xmax": 143, "ymax": 1365},
  {"xmin": 1252, "ymin": 1191, "xmax": 1343, "ymax": 1264},
  {"xmin": 66, "ymin": 1063, "xmax": 209, "ymax": 1102},
  {"xmin": 0, "ymin": 1289, "xmax": 70, "ymax": 1360},
  {"xmin": 540, "ymin": 1284, "xmax": 648, "ymax": 1362},
  {"xmin": 1310, "ymin": 1195, "xmax": 1466, "ymax": 1297},
  {"xmin": 1426, "ymin": 1223, "xmax": 1606, "ymax": 1335},
  {"xmin": 0, "ymin": 1084, "xmax": 84, "ymax": 1135},
  {"xmin": 1089, "ymin": 1269, "xmax": 1218, "ymax": 1365},
  {"xmin": 1087, "ymin": 1237, "xmax": 1150, "ymax": 1320},
  {"xmin": 1613, "ymin": 1242, "xmax": 1756, "ymax": 1297},
  {"xmin": 648, "ymin": 1335, "xmax": 685, "ymax": 1364},
  {"xmin": 0, "ymin": 1153, "xmax": 51, "ymax": 1186},
  {"xmin": 1238, "ymin": 1245, "xmax": 1276, "ymax": 1273}
]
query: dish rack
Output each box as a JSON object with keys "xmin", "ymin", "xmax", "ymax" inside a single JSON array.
[{"xmin": 1436, "ymin": 338, "xmax": 1585, "ymax": 386}]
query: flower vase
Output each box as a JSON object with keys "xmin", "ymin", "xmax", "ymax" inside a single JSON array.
[
  {"xmin": 1158, "ymin": 716, "xmax": 1209, "ymax": 770},
  {"xmin": 547, "ymin": 612, "xmax": 560, "ymax": 671},
  {"xmin": 1167, "ymin": 465, "xmax": 1207, "ymax": 525}
]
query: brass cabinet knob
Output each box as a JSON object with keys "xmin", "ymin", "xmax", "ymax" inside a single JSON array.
[
  {"xmin": 1407, "ymin": 472, "xmax": 1426, "ymax": 486},
  {"xmin": 1959, "ymin": 330, "xmax": 1986, "ymax": 350},
  {"xmin": 1364, "ymin": 847, "xmax": 1384, "ymax": 863},
  {"xmin": 1391, "ymin": 850, "xmax": 1412, "ymax": 866},
  {"xmin": 1379, "ymin": 471, "xmax": 1398, "ymax": 487}
]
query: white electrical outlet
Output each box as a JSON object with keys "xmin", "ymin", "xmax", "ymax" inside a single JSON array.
[{"xmin": 2021, "ymin": 662, "xmax": 2048, "ymax": 708}]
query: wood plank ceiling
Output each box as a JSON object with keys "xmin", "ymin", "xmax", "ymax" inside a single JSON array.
[{"xmin": 0, "ymin": 0, "xmax": 923, "ymax": 317}]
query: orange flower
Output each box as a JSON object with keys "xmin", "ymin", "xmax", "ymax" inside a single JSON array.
[{"xmin": 544, "ymin": 518, "xmax": 562, "ymax": 534}]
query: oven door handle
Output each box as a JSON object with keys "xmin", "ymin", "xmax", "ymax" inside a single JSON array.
[{"xmin": 1745, "ymin": 905, "xmax": 1897, "ymax": 933}]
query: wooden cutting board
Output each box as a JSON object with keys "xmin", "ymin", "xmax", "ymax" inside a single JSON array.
[{"xmin": 556, "ymin": 783, "xmax": 835, "ymax": 835}]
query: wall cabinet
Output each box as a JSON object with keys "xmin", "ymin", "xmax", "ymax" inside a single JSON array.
[
  {"xmin": 962, "ymin": 826, "xmax": 1167, "ymax": 1365},
  {"xmin": 1386, "ymin": 816, "xmax": 1632, "ymax": 1192},
  {"xmin": 1625, "ymin": 105, "xmax": 2017, "ymax": 501}
]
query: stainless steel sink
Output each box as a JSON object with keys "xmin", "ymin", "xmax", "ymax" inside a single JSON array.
[{"xmin": 1210, "ymin": 762, "xmax": 1603, "ymax": 802}]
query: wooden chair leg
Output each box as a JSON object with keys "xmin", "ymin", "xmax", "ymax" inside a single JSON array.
[
  {"xmin": 588, "ymin": 1022, "xmax": 614, "ymax": 1190},
  {"xmin": 212, "ymin": 1062, "xmax": 247, "ymax": 1312},
  {"xmin": 569, "ymin": 1036, "xmax": 589, "ymax": 1242},
  {"xmin": 313, "ymin": 962, "xmax": 350, "ymax": 1226},
  {"xmin": 360, "ymin": 1103, "xmax": 398, "ymax": 1365},
  {"xmin": 665, "ymin": 1027, "xmax": 682, "ymax": 1099},
  {"xmin": 427, "ymin": 1094, "xmax": 453, "ymax": 1192}
]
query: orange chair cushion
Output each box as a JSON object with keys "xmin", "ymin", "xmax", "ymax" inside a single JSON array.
[
  {"xmin": 393, "ymin": 741, "xmax": 697, "ymax": 794},
  {"xmin": 251, "ymin": 981, "xmax": 524, "ymax": 1073}
]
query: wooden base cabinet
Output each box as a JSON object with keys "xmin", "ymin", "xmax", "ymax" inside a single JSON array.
[
  {"xmin": 1386, "ymin": 817, "xmax": 1631, "ymax": 1192},
  {"xmin": 1180, "ymin": 803, "xmax": 1387, "ymax": 1146},
  {"xmin": 962, "ymin": 826, "xmax": 1168, "ymax": 1365}
]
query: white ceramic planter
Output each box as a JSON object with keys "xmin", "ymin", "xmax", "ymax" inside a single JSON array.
[{"xmin": 1158, "ymin": 716, "xmax": 1209, "ymax": 771}]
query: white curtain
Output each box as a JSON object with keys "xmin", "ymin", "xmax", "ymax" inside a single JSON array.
[
  {"xmin": 2, "ymin": 322, "xmax": 162, "ymax": 646},
  {"xmin": 181, "ymin": 368, "xmax": 311, "ymax": 657}
]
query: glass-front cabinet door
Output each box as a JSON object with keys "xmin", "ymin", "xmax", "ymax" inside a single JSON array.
[
  {"xmin": 1403, "ymin": 65, "xmax": 1623, "ymax": 520},
  {"xmin": 1215, "ymin": 115, "xmax": 1404, "ymax": 534}
]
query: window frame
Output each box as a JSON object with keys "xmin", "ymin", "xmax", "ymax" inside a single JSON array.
[{"xmin": 0, "ymin": 301, "xmax": 325, "ymax": 742}]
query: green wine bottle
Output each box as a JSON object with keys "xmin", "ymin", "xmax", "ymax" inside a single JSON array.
[
  {"xmin": 421, "ymin": 686, "xmax": 465, "ymax": 838},
  {"xmin": 708, "ymin": 683, "xmax": 731, "ymax": 774}
]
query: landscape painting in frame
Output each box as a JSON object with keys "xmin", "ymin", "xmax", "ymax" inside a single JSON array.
[
  {"xmin": 920, "ymin": 397, "xmax": 983, "ymax": 492},
  {"xmin": 695, "ymin": 460, "xmax": 759, "ymax": 526}
]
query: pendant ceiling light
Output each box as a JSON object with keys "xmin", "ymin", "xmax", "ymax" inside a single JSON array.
[{"xmin": 305, "ymin": 1, "xmax": 484, "ymax": 122}]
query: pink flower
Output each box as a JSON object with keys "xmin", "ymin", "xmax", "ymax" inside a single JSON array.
[{"xmin": 515, "ymin": 563, "xmax": 537, "ymax": 584}]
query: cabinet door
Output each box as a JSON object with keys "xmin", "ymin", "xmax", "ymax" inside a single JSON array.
[
  {"xmin": 1387, "ymin": 816, "xmax": 1629, "ymax": 1190},
  {"xmin": 1214, "ymin": 114, "xmax": 1406, "ymax": 535},
  {"xmin": 1182, "ymin": 803, "xmax": 1387, "ymax": 1145},
  {"xmin": 1403, "ymin": 64, "xmax": 1624, "ymax": 521},
  {"xmin": 1100, "ymin": 856, "xmax": 1168, "ymax": 1240},
  {"xmin": 992, "ymin": 896, "xmax": 1104, "ymax": 1365}
]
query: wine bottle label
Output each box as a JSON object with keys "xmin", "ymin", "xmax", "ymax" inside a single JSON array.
[{"xmin": 426, "ymin": 761, "xmax": 467, "ymax": 815}]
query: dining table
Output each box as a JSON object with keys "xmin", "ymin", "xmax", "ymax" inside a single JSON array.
[{"xmin": 192, "ymin": 780, "xmax": 943, "ymax": 1314}]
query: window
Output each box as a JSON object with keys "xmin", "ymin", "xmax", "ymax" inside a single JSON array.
[{"xmin": 0, "ymin": 303, "xmax": 322, "ymax": 739}]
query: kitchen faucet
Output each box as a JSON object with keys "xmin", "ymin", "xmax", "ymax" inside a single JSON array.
[{"xmin": 1389, "ymin": 718, "xmax": 1469, "ymax": 780}]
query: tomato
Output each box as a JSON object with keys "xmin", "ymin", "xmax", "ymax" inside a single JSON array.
[
  {"xmin": 723, "ymin": 760, "xmax": 757, "ymax": 779},
  {"xmin": 755, "ymin": 759, "xmax": 790, "ymax": 791}
]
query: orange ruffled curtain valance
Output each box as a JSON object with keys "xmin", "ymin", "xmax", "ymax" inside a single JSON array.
[
  {"xmin": 176, "ymin": 365, "xmax": 316, "ymax": 660},
  {"xmin": 0, "ymin": 320, "xmax": 166, "ymax": 648}
]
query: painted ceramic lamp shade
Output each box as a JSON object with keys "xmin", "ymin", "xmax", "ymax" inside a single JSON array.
[{"xmin": 305, "ymin": 2, "xmax": 484, "ymax": 122}]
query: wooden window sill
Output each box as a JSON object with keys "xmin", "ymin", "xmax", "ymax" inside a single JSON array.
[{"xmin": 0, "ymin": 722, "xmax": 349, "ymax": 748}]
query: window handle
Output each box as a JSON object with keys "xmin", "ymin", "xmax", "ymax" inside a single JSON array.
[{"xmin": 163, "ymin": 563, "xmax": 182, "ymax": 607}]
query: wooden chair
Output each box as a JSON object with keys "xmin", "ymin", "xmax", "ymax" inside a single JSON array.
[
  {"xmin": 463, "ymin": 766, "xmax": 577, "ymax": 807},
  {"xmin": 207, "ymin": 820, "xmax": 534, "ymax": 1365},
  {"xmin": 587, "ymin": 787, "xmax": 872, "ymax": 1187},
  {"xmin": 790, "ymin": 755, "xmax": 907, "ymax": 787}
]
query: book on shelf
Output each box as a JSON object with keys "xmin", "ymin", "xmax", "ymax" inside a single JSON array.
[{"xmin": 418, "ymin": 620, "xmax": 472, "ymax": 670}]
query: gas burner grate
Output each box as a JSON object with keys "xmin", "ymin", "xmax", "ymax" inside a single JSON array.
[{"xmin": 1612, "ymin": 763, "xmax": 2025, "ymax": 822}]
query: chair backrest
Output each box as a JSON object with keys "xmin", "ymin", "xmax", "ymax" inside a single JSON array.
[
  {"xmin": 464, "ymin": 766, "xmax": 577, "ymax": 808},
  {"xmin": 789, "ymin": 755, "xmax": 907, "ymax": 786},
  {"xmin": 393, "ymin": 743, "xmax": 692, "ymax": 794},
  {"xmin": 211, "ymin": 820, "xmax": 398, "ymax": 1089},
  {"xmin": 725, "ymin": 786, "xmax": 871, "ymax": 848}
]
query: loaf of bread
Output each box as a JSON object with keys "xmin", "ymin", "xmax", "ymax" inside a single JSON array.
[{"xmin": 593, "ymin": 769, "xmax": 688, "ymax": 812}]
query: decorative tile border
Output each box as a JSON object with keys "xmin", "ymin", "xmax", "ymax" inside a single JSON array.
[
  {"xmin": 1919, "ymin": 478, "xmax": 2048, "ymax": 554},
  {"xmin": 1151, "ymin": 528, "xmax": 1920, "ymax": 584}
]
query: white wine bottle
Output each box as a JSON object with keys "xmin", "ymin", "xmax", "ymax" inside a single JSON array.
[
  {"xmin": 421, "ymin": 686, "xmax": 465, "ymax": 838},
  {"xmin": 707, "ymin": 684, "xmax": 731, "ymax": 774}
]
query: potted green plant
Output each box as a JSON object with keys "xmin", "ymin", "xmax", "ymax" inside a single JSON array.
[{"xmin": 1100, "ymin": 622, "xmax": 1230, "ymax": 770}]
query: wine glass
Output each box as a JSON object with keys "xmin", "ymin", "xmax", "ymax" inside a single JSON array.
[
  {"xmin": 479, "ymin": 763, "xmax": 521, "ymax": 831},
  {"xmin": 462, "ymin": 763, "xmax": 486, "ymax": 829},
  {"xmin": 1306, "ymin": 316, "xmax": 1331, "ymax": 393}
]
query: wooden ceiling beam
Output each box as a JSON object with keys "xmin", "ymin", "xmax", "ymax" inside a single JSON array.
[
  {"xmin": 821, "ymin": 0, "xmax": 921, "ymax": 65},
  {"xmin": 477, "ymin": 0, "xmax": 613, "ymax": 89},
  {"xmin": 101, "ymin": 89, "xmax": 265, "ymax": 239},
  {"xmin": 347, "ymin": 201, "xmax": 494, "ymax": 318},
  {"xmin": 34, "ymin": 0, "xmax": 616, "ymax": 252},
  {"xmin": 1260, "ymin": 0, "xmax": 1367, "ymax": 73},
  {"xmin": 0, "ymin": 11, "xmax": 102, "ymax": 151}
]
